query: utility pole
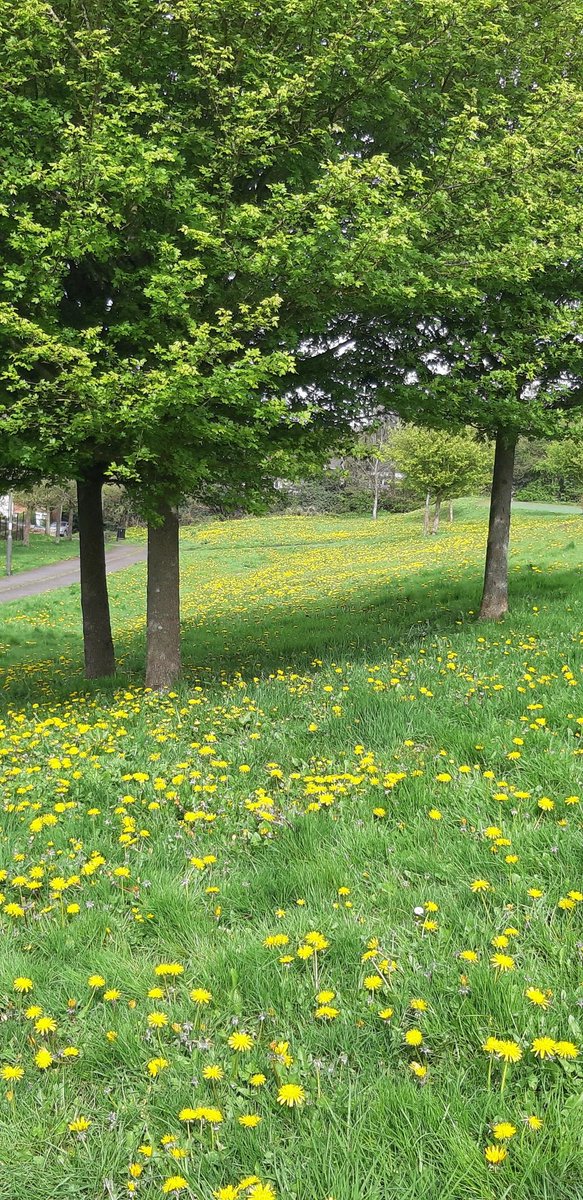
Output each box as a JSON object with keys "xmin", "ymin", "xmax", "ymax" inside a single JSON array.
[{"xmin": 6, "ymin": 491, "xmax": 13, "ymax": 576}]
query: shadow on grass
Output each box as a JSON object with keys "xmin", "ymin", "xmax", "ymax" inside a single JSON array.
[{"xmin": 1, "ymin": 553, "xmax": 580, "ymax": 709}]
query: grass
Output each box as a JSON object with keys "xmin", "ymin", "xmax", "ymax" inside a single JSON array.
[
  {"xmin": 0, "ymin": 499, "xmax": 582, "ymax": 1200},
  {"xmin": 2, "ymin": 531, "xmax": 80, "ymax": 574}
]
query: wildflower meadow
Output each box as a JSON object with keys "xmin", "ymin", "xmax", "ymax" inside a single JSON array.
[{"xmin": 0, "ymin": 501, "xmax": 582, "ymax": 1200}]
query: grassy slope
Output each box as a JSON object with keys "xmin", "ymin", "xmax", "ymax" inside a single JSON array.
[{"xmin": 0, "ymin": 501, "xmax": 581, "ymax": 1200}]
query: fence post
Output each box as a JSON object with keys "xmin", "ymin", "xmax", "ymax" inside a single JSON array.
[{"xmin": 6, "ymin": 492, "xmax": 13, "ymax": 576}]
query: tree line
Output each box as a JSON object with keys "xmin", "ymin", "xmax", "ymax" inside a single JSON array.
[{"xmin": 1, "ymin": 1, "xmax": 581, "ymax": 686}]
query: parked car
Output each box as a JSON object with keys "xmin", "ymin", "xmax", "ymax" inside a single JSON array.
[{"xmin": 49, "ymin": 521, "xmax": 70, "ymax": 537}]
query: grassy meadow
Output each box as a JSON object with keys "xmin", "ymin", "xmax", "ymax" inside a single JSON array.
[{"xmin": 0, "ymin": 500, "xmax": 582, "ymax": 1200}]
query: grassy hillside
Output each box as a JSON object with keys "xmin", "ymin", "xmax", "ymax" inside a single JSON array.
[{"xmin": 0, "ymin": 502, "xmax": 581, "ymax": 1200}]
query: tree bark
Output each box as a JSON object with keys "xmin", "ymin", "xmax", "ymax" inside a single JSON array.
[
  {"xmin": 448, "ymin": 499, "xmax": 454, "ymax": 523},
  {"xmin": 432, "ymin": 498, "xmax": 441, "ymax": 534},
  {"xmin": 372, "ymin": 461, "xmax": 380, "ymax": 520},
  {"xmin": 54, "ymin": 503, "xmax": 62, "ymax": 541},
  {"xmin": 423, "ymin": 492, "xmax": 431, "ymax": 535},
  {"xmin": 45, "ymin": 508, "xmax": 51, "ymax": 536},
  {"xmin": 23, "ymin": 508, "xmax": 31, "ymax": 546},
  {"xmin": 145, "ymin": 504, "xmax": 181, "ymax": 690},
  {"xmin": 479, "ymin": 428, "xmax": 517, "ymax": 620},
  {"xmin": 66, "ymin": 507, "xmax": 74, "ymax": 539},
  {"xmin": 77, "ymin": 476, "xmax": 116, "ymax": 678}
]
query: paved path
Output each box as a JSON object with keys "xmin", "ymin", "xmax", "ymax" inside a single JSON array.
[{"xmin": 0, "ymin": 543, "xmax": 147, "ymax": 604}]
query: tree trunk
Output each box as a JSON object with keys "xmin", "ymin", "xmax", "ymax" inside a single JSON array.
[
  {"xmin": 145, "ymin": 504, "xmax": 181, "ymax": 690},
  {"xmin": 23, "ymin": 508, "xmax": 31, "ymax": 546},
  {"xmin": 45, "ymin": 508, "xmax": 51, "ymax": 536},
  {"xmin": 423, "ymin": 492, "xmax": 431, "ymax": 535},
  {"xmin": 432, "ymin": 498, "xmax": 441, "ymax": 534},
  {"xmin": 66, "ymin": 507, "xmax": 74, "ymax": 539},
  {"xmin": 54, "ymin": 503, "xmax": 62, "ymax": 541},
  {"xmin": 372, "ymin": 462, "xmax": 380, "ymax": 520},
  {"xmin": 478, "ymin": 428, "xmax": 517, "ymax": 620},
  {"xmin": 448, "ymin": 500, "xmax": 454, "ymax": 523},
  {"xmin": 77, "ymin": 476, "xmax": 116, "ymax": 678}
]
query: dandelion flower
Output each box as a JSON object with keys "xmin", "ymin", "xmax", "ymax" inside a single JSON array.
[
  {"xmin": 161, "ymin": 1178, "xmax": 188, "ymax": 1195},
  {"xmin": 190, "ymin": 988, "xmax": 212, "ymax": 1005},
  {"xmin": 13, "ymin": 977, "xmax": 33, "ymax": 994},
  {"xmin": 147, "ymin": 1011, "xmax": 168, "ymax": 1028},
  {"xmin": 68, "ymin": 1117, "xmax": 91, "ymax": 1133},
  {"xmin": 525, "ymin": 987, "xmax": 551, "ymax": 1009},
  {"xmin": 526, "ymin": 1115, "xmax": 543, "ymax": 1130},
  {"xmin": 238, "ymin": 1113, "xmax": 261, "ymax": 1127},
  {"xmin": 34, "ymin": 1048, "xmax": 53, "ymax": 1070},
  {"xmin": 147, "ymin": 1057, "xmax": 169, "ymax": 1077},
  {"xmin": 228, "ymin": 1032, "xmax": 254, "ymax": 1052},
  {"xmin": 484, "ymin": 1145, "xmax": 507, "ymax": 1165},
  {"xmin": 277, "ymin": 1083, "xmax": 306, "ymax": 1107},
  {"xmin": 88, "ymin": 974, "xmax": 106, "ymax": 988},
  {"xmin": 490, "ymin": 953, "xmax": 515, "ymax": 972},
  {"xmin": 409, "ymin": 1061, "xmax": 427, "ymax": 1079},
  {"xmin": 492, "ymin": 1122, "xmax": 516, "ymax": 1140},
  {"xmin": 248, "ymin": 1186, "xmax": 276, "ymax": 1200},
  {"xmin": 34, "ymin": 1016, "xmax": 57, "ymax": 1034},
  {"xmin": 250, "ymin": 1073, "xmax": 266, "ymax": 1086},
  {"xmin": 404, "ymin": 1029, "xmax": 423, "ymax": 1047},
  {"xmin": 203, "ymin": 1064, "xmax": 224, "ymax": 1081},
  {"xmin": 554, "ymin": 1040, "xmax": 579, "ymax": 1060},
  {"xmin": 531, "ymin": 1037, "xmax": 556, "ymax": 1059},
  {"xmin": 0, "ymin": 1065, "xmax": 24, "ymax": 1082}
]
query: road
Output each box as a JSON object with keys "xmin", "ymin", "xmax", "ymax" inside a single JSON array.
[{"xmin": 0, "ymin": 543, "xmax": 147, "ymax": 604}]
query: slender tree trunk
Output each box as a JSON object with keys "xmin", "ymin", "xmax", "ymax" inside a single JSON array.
[
  {"xmin": 66, "ymin": 507, "xmax": 74, "ymax": 540},
  {"xmin": 448, "ymin": 499, "xmax": 454, "ymax": 523},
  {"xmin": 432, "ymin": 498, "xmax": 441, "ymax": 534},
  {"xmin": 77, "ymin": 476, "xmax": 116, "ymax": 678},
  {"xmin": 479, "ymin": 428, "xmax": 517, "ymax": 620},
  {"xmin": 423, "ymin": 492, "xmax": 431, "ymax": 535},
  {"xmin": 45, "ymin": 508, "xmax": 51, "ymax": 536},
  {"xmin": 372, "ymin": 461, "xmax": 380, "ymax": 520},
  {"xmin": 145, "ymin": 504, "xmax": 181, "ymax": 690},
  {"xmin": 54, "ymin": 503, "xmax": 63, "ymax": 541},
  {"xmin": 23, "ymin": 508, "xmax": 31, "ymax": 546}
]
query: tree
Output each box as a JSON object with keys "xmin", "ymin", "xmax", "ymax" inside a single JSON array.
[
  {"xmin": 543, "ymin": 424, "xmax": 583, "ymax": 504},
  {"xmin": 2, "ymin": 0, "xmax": 582, "ymax": 674},
  {"xmin": 388, "ymin": 425, "xmax": 491, "ymax": 533}
]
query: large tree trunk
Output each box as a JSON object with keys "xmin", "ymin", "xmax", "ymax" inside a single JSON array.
[
  {"xmin": 423, "ymin": 492, "xmax": 431, "ymax": 535},
  {"xmin": 479, "ymin": 428, "xmax": 517, "ymax": 620},
  {"xmin": 77, "ymin": 476, "xmax": 116, "ymax": 678},
  {"xmin": 145, "ymin": 504, "xmax": 181, "ymax": 690}
]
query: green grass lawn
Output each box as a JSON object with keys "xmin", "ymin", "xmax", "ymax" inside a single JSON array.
[
  {"xmin": 2, "ymin": 531, "xmax": 80, "ymax": 574},
  {"xmin": 0, "ymin": 501, "xmax": 582, "ymax": 1200}
]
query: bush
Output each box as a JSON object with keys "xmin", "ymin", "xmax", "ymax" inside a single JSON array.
[{"xmin": 514, "ymin": 481, "xmax": 559, "ymax": 502}]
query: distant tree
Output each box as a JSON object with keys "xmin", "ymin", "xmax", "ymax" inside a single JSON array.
[
  {"xmin": 543, "ymin": 425, "xmax": 583, "ymax": 504},
  {"xmin": 352, "ymin": 418, "xmax": 400, "ymax": 520},
  {"xmin": 389, "ymin": 426, "xmax": 492, "ymax": 533}
]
